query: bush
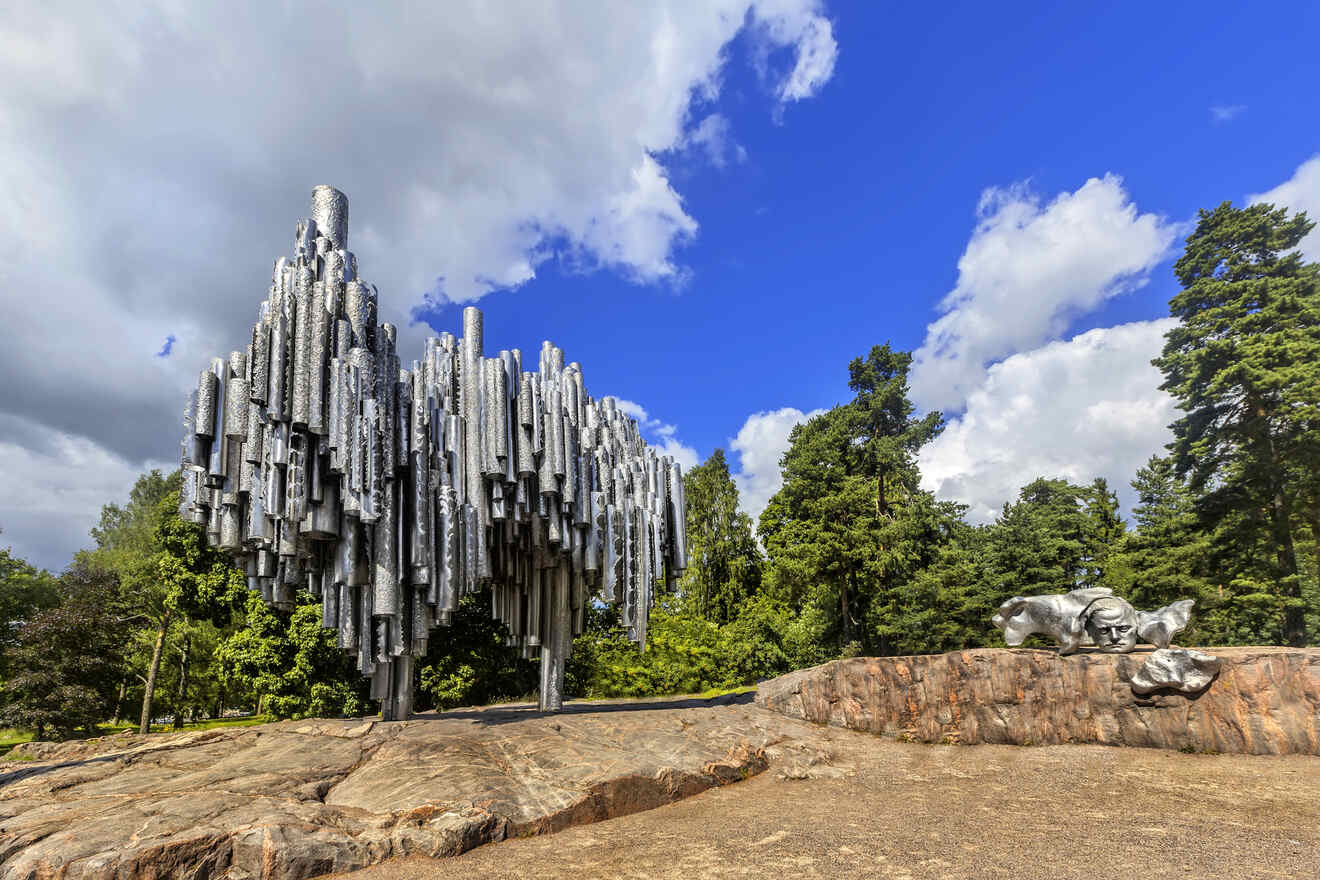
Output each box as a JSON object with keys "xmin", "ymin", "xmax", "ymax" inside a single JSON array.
[{"xmin": 417, "ymin": 591, "xmax": 537, "ymax": 710}]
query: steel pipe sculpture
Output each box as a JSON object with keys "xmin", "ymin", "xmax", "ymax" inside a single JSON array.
[{"xmin": 180, "ymin": 186, "xmax": 688, "ymax": 720}]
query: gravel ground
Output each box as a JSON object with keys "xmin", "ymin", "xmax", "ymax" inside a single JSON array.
[{"xmin": 336, "ymin": 726, "xmax": 1320, "ymax": 880}]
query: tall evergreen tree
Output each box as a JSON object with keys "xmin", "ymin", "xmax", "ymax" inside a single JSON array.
[
  {"xmin": 678, "ymin": 449, "xmax": 762, "ymax": 624},
  {"xmin": 1154, "ymin": 201, "xmax": 1320, "ymax": 645},
  {"xmin": 987, "ymin": 478, "xmax": 1094, "ymax": 596},
  {"xmin": 759, "ymin": 345, "xmax": 944, "ymax": 655},
  {"xmin": 1105, "ymin": 455, "xmax": 1225, "ymax": 641},
  {"xmin": 1081, "ymin": 477, "xmax": 1124, "ymax": 588}
]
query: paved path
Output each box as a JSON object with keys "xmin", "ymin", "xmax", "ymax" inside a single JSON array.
[{"xmin": 339, "ymin": 724, "xmax": 1320, "ymax": 880}]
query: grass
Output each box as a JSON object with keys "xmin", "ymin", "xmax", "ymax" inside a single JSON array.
[
  {"xmin": 0, "ymin": 715, "xmax": 274, "ymax": 759},
  {"xmin": 0, "ymin": 728, "xmax": 34, "ymax": 753}
]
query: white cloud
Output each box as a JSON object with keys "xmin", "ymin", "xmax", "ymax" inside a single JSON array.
[
  {"xmin": 763, "ymin": 9, "xmax": 837, "ymax": 102},
  {"xmin": 654, "ymin": 436, "xmax": 703, "ymax": 473},
  {"xmin": 607, "ymin": 398, "xmax": 700, "ymax": 471},
  {"xmin": 0, "ymin": 414, "xmax": 173, "ymax": 574},
  {"xmin": 0, "ymin": 1, "xmax": 837, "ymax": 571},
  {"xmin": 1249, "ymin": 153, "xmax": 1320, "ymax": 262},
  {"xmin": 729, "ymin": 406, "xmax": 826, "ymax": 524},
  {"xmin": 918, "ymin": 319, "xmax": 1179, "ymax": 524},
  {"xmin": 1210, "ymin": 104, "xmax": 1247, "ymax": 123},
  {"xmin": 682, "ymin": 113, "xmax": 747, "ymax": 168},
  {"xmin": 909, "ymin": 175, "xmax": 1178, "ymax": 413},
  {"xmin": 612, "ymin": 399, "xmax": 653, "ymax": 424}
]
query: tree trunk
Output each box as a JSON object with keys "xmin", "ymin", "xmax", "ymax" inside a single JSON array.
[
  {"xmin": 139, "ymin": 610, "xmax": 171, "ymax": 735},
  {"xmin": 110, "ymin": 676, "xmax": 127, "ymax": 726},
  {"xmin": 173, "ymin": 632, "xmax": 191, "ymax": 731},
  {"xmin": 840, "ymin": 577, "xmax": 854, "ymax": 651},
  {"xmin": 1272, "ymin": 492, "xmax": 1305, "ymax": 645}
]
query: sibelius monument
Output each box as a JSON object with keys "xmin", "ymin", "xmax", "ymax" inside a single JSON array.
[{"xmin": 179, "ymin": 186, "xmax": 688, "ymax": 720}]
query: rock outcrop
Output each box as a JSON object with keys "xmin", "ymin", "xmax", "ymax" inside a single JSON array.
[
  {"xmin": 0, "ymin": 695, "xmax": 825, "ymax": 880},
  {"xmin": 756, "ymin": 646, "xmax": 1320, "ymax": 755}
]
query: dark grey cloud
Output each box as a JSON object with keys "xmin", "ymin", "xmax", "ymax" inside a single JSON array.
[{"xmin": 0, "ymin": 0, "xmax": 838, "ymax": 571}]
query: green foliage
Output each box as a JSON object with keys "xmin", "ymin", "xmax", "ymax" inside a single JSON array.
[
  {"xmin": 80, "ymin": 469, "xmax": 247, "ymax": 731},
  {"xmin": 678, "ymin": 449, "xmax": 763, "ymax": 624},
  {"xmin": 0, "ymin": 542, "xmax": 59, "ymax": 683},
  {"xmin": 567, "ymin": 593, "xmax": 797, "ymax": 698},
  {"xmin": 0, "ymin": 564, "xmax": 130, "ymax": 740},
  {"xmin": 416, "ymin": 590, "xmax": 537, "ymax": 710},
  {"xmin": 1103, "ymin": 456, "xmax": 1224, "ymax": 642},
  {"xmin": 760, "ymin": 344, "xmax": 946, "ymax": 655},
  {"xmin": 567, "ymin": 596, "xmax": 719, "ymax": 697},
  {"xmin": 152, "ymin": 503, "xmax": 248, "ymax": 626},
  {"xmin": 986, "ymin": 477, "xmax": 1126, "ymax": 597},
  {"xmin": 217, "ymin": 593, "xmax": 370, "ymax": 720},
  {"xmin": 877, "ymin": 519, "xmax": 996, "ymax": 655},
  {"xmin": 1155, "ymin": 201, "xmax": 1320, "ymax": 645}
]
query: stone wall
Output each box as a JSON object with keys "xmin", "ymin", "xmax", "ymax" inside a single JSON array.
[{"xmin": 755, "ymin": 647, "xmax": 1320, "ymax": 755}]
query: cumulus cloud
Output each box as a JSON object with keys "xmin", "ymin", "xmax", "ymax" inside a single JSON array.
[
  {"xmin": 908, "ymin": 175, "xmax": 1178, "ymax": 413},
  {"xmin": 608, "ymin": 399, "xmax": 700, "ymax": 472},
  {"xmin": 1249, "ymin": 153, "xmax": 1320, "ymax": 261},
  {"xmin": 918, "ymin": 319, "xmax": 1179, "ymax": 524},
  {"xmin": 0, "ymin": 0, "xmax": 836, "ymax": 571},
  {"xmin": 730, "ymin": 406, "xmax": 826, "ymax": 524}
]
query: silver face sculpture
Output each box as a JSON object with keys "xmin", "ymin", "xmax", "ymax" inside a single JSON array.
[
  {"xmin": 180, "ymin": 187, "xmax": 688, "ymax": 720},
  {"xmin": 992, "ymin": 588, "xmax": 1193, "ymax": 656}
]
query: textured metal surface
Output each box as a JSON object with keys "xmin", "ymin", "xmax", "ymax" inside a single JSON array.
[
  {"xmin": 1130, "ymin": 647, "xmax": 1222, "ymax": 694},
  {"xmin": 991, "ymin": 588, "xmax": 1194, "ymax": 656},
  {"xmin": 181, "ymin": 187, "xmax": 688, "ymax": 720}
]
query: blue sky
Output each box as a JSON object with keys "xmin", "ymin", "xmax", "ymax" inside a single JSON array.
[
  {"xmin": 2, "ymin": 1, "xmax": 1319, "ymax": 570},
  {"xmin": 414, "ymin": 1, "xmax": 1320, "ymax": 520}
]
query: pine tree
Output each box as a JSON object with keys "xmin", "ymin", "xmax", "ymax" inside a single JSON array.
[
  {"xmin": 1155, "ymin": 201, "xmax": 1320, "ymax": 645},
  {"xmin": 760, "ymin": 345, "xmax": 944, "ymax": 656}
]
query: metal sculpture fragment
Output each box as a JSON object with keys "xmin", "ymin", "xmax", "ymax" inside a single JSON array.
[
  {"xmin": 1130, "ymin": 648, "xmax": 1222, "ymax": 695},
  {"xmin": 180, "ymin": 186, "xmax": 688, "ymax": 720},
  {"xmin": 991, "ymin": 587, "xmax": 1193, "ymax": 655}
]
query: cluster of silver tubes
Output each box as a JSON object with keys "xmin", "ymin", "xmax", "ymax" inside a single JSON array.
[{"xmin": 180, "ymin": 186, "xmax": 688, "ymax": 719}]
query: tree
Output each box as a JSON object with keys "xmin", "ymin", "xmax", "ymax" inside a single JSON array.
[
  {"xmin": 677, "ymin": 449, "xmax": 762, "ymax": 624},
  {"xmin": 217, "ymin": 592, "xmax": 371, "ymax": 719},
  {"xmin": 759, "ymin": 345, "xmax": 945, "ymax": 656},
  {"xmin": 81, "ymin": 470, "xmax": 244, "ymax": 732},
  {"xmin": 985, "ymin": 477, "xmax": 1124, "ymax": 599},
  {"xmin": 0, "ymin": 542, "xmax": 59, "ymax": 684},
  {"xmin": 416, "ymin": 590, "xmax": 537, "ymax": 710},
  {"xmin": 0, "ymin": 563, "xmax": 130, "ymax": 740},
  {"xmin": 1154, "ymin": 201, "xmax": 1320, "ymax": 645},
  {"xmin": 877, "ymin": 514, "xmax": 998, "ymax": 655},
  {"xmin": 1104, "ymin": 455, "xmax": 1235, "ymax": 644}
]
